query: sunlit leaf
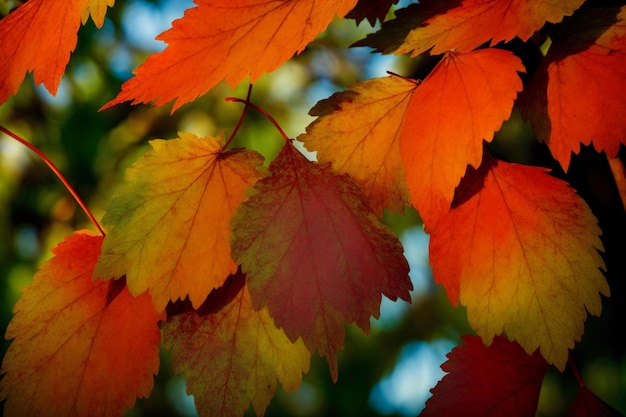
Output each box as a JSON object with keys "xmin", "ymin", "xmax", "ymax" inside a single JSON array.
[
  {"xmin": 0, "ymin": 231, "xmax": 163, "ymax": 417},
  {"xmin": 94, "ymin": 132, "xmax": 265, "ymax": 311},
  {"xmin": 519, "ymin": 7, "xmax": 626, "ymax": 171},
  {"xmin": 103, "ymin": 0, "xmax": 358, "ymax": 112},
  {"xmin": 298, "ymin": 75, "xmax": 417, "ymax": 216},
  {"xmin": 400, "ymin": 49, "xmax": 524, "ymax": 230},
  {"xmin": 429, "ymin": 155, "xmax": 608, "ymax": 369},
  {"xmin": 355, "ymin": 0, "xmax": 585, "ymax": 56},
  {"xmin": 162, "ymin": 272, "xmax": 310, "ymax": 417},
  {"xmin": 231, "ymin": 143, "xmax": 412, "ymax": 380}
]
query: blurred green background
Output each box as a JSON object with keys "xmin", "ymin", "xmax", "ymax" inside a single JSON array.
[{"xmin": 1, "ymin": 1, "xmax": 625, "ymax": 416}]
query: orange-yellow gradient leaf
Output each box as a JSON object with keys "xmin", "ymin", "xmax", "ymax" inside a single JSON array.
[
  {"xmin": 429, "ymin": 155, "xmax": 609, "ymax": 370},
  {"xmin": 400, "ymin": 49, "xmax": 524, "ymax": 230},
  {"xmin": 298, "ymin": 76, "xmax": 417, "ymax": 216},
  {"xmin": 0, "ymin": 231, "xmax": 163, "ymax": 417},
  {"xmin": 519, "ymin": 7, "xmax": 626, "ymax": 171},
  {"xmin": 103, "ymin": 0, "xmax": 358, "ymax": 112},
  {"xmin": 94, "ymin": 132, "xmax": 265, "ymax": 311},
  {"xmin": 162, "ymin": 272, "xmax": 310, "ymax": 417},
  {"xmin": 231, "ymin": 143, "xmax": 412, "ymax": 380},
  {"xmin": 0, "ymin": 0, "xmax": 113, "ymax": 104},
  {"xmin": 81, "ymin": 0, "xmax": 115, "ymax": 28},
  {"xmin": 355, "ymin": 0, "xmax": 584, "ymax": 56}
]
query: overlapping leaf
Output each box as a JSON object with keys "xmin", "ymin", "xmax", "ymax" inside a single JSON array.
[
  {"xmin": 355, "ymin": 0, "xmax": 585, "ymax": 56},
  {"xmin": 94, "ymin": 132, "xmax": 265, "ymax": 311},
  {"xmin": 519, "ymin": 7, "xmax": 626, "ymax": 171},
  {"xmin": 421, "ymin": 335, "xmax": 548, "ymax": 417},
  {"xmin": 298, "ymin": 75, "xmax": 417, "ymax": 216},
  {"xmin": 429, "ymin": 154, "xmax": 609, "ymax": 370},
  {"xmin": 345, "ymin": 0, "xmax": 398, "ymax": 25},
  {"xmin": 231, "ymin": 143, "xmax": 412, "ymax": 380},
  {"xmin": 0, "ymin": 231, "xmax": 162, "ymax": 417},
  {"xmin": 162, "ymin": 272, "xmax": 310, "ymax": 417},
  {"xmin": 400, "ymin": 48, "xmax": 524, "ymax": 230},
  {"xmin": 103, "ymin": 0, "xmax": 358, "ymax": 112},
  {"xmin": 0, "ymin": 0, "xmax": 112, "ymax": 104}
]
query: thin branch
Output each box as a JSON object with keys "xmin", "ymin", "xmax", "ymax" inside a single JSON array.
[
  {"xmin": 0, "ymin": 125, "xmax": 106, "ymax": 236},
  {"xmin": 225, "ymin": 97, "xmax": 291, "ymax": 142}
]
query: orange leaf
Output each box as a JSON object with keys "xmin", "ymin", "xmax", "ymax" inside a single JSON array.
[
  {"xmin": 0, "ymin": 0, "xmax": 112, "ymax": 104},
  {"xmin": 231, "ymin": 143, "xmax": 412, "ymax": 380},
  {"xmin": 355, "ymin": 0, "xmax": 584, "ymax": 56},
  {"xmin": 400, "ymin": 49, "xmax": 523, "ymax": 230},
  {"xmin": 103, "ymin": 0, "xmax": 358, "ymax": 112},
  {"xmin": 162, "ymin": 272, "xmax": 310, "ymax": 417},
  {"xmin": 94, "ymin": 132, "xmax": 265, "ymax": 311},
  {"xmin": 519, "ymin": 7, "xmax": 626, "ymax": 171},
  {"xmin": 298, "ymin": 75, "xmax": 417, "ymax": 216},
  {"xmin": 421, "ymin": 335, "xmax": 548, "ymax": 417},
  {"xmin": 0, "ymin": 231, "xmax": 163, "ymax": 417},
  {"xmin": 429, "ymin": 155, "xmax": 609, "ymax": 370}
]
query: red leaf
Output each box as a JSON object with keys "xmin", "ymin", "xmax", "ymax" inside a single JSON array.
[
  {"xmin": 231, "ymin": 143, "xmax": 412, "ymax": 380},
  {"xmin": 421, "ymin": 335, "xmax": 548, "ymax": 417},
  {"xmin": 566, "ymin": 387, "xmax": 624, "ymax": 417}
]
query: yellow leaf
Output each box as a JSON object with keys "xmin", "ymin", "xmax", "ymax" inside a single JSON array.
[{"xmin": 94, "ymin": 132, "xmax": 265, "ymax": 311}]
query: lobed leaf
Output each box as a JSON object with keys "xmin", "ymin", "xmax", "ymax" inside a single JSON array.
[
  {"xmin": 298, "ymin": 75, "xmax": 417, "ymax": 216},
  {"xmin": 421, "ymin": 335, "xmax": 548, "ymax": 417},
  {"xmin": 355, "ymin": 0, "xmax": 585, "ymax": 56},
  {"xmin": 162, "ymin": 271, "xmax": 310, "ymax": 417},
  {"xmin": 103, "ymin": 0, "xmax": 358, "ymax": 112},
  {"xmin": 0, "ymin": 231, "xmax": 163, "ymax": 417},
  {"xmin": 345, "ymin": 0, "xmax": 398, "ymax": 25},
  {"xmin": 400, "ymin": 48, "xmax": 524, "ymax": 231},
  {"xmin": 231, "ymin": 143, "xmax": 412, "ymax": 380},
  {"xmin": 94, "ymin": 132, "xmax": 265, "ymax": 311},
  {"xmin": 429, "ymin": 155, "xmax": 609, "ymax": 370},
  {"xmin": 519, "ymin": 7, "xmax": 626, "ymax": 171}
]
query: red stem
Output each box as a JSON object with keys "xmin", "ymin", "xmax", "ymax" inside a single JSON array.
[
  {"xmin": 568, "ymin": 354, "xmax": 585, "ymax": 388},
  {"xmin": 0, "ymin": 125, "xmax": 106, "ymax": 236},
  {"xmin": 225, "ymin": 97, "xmax": 291, "ymax": 142},
  {"xmin": 223, "ymin": 83, "xmax": 253, "ymax": 149}
]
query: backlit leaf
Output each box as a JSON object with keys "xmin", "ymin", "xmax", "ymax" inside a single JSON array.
[
  {"xmin": 231, "ymin": 143, "xmax": 412, "ymax": 380},
  {"xmin": 81, "ymin": 0, "xmax": 115, "ymax": 27},
  {"xmin": 0, "ymin": 0, "xmax": 91, "ymax": 103},
  {"xmin": 400, "ymin": 49, "xmax": 524, "ymax": 230},
  {"xmin": 0, "ymin": 231, "xmax": 162, "ymax": 417},
  {"xmin": 421, "ymin": 335, "xmax": 548, "ymax": 417},
  {"xmin": 566, "ymin": 387, "xmax": 621, "ymax": 417},
  {"xmin": 298, "ymin": 75, "xmax": 417, "ymax": 216},
  {"xmin": 429, "ymin": 155, "xmax": 609, "ymax": 370},
  {"xmin": 355, "ymin": 0, "xmax": 585, "ymax": 56},
  {"xmin": 519, "ymin": 7, "xmax": 626, "ymax": 171},
  {"xmin": 103, "ymin": 0, "xmax": 358, "ymax": 112},
  {"xmin": 94, "ymin": 132, "xmax": 265, "ymax": 311},
  {"xmin": 162, "ymin": 272, "xmax": 310, "ymax": 417},
  {"xmin": 345, "ymin": 0, "xmax": 398, "ymax": 25}
]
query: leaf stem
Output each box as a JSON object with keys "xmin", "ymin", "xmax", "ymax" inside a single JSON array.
[
  {"xmin": 0, "ymin": 125, "xmax": 106, "ymax": 236},
  {"xmin": 568, "ymin": 354, "xmax": 585, "ymax": 388},
  {"xmin": 223, "ymin": 83, "xmax": 253, "ymax": 149},
  {"xmin": 226, "ymin": 96, "xmax": 291, "ymax": 142}
]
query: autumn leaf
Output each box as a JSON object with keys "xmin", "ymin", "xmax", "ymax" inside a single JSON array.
[
  {"xmin": 0, "ymin": 231, "xmax": 163, "ymax": 417},
  {"xmin": 162, "ymin": 271, "xmax": 310, "ymax": 417},
  {"xmin": 400, "ymin": 49, "xmax": 524, "ymax": 230},
  {"xmin": 94, "ymin": 132, "xmax": 265, "ymax": 311},
  {"xmin": 519, "ymin": 7, "xmax": 626, "ymax": 171},
  {"xmin": 566, "ymin": 387, "xmax": 623, "ymax": 417},
  {"xmin": 298, "ymin": 75, "xmax": 417, "ymax": 216},
  {"xmin": 231, "ymin": 142, "xmax": 412, "ymax": 380},
  {"xmin": 429, "ymin": 154, "xmax": 609, "ymax": 370},
  {"xmin": 81, "ymin": 0, "xmax": 115, "ymax": 27},
  {"xmin": 355, "ymin": 0, "xmax": 585, "ymax": 56},
  {"xmin": 421, "ymin": 335, "xmax": 549, "ymax": 417},
  {"xmin": 345, "ymin": 0, "xmax": 398, "ymax": 25},
  {"xmin": 0, "ymin": 0, "xmax": 113, "ymax": 104},
  {"xmin": 102, "ymin": 0, "xmax": 358, "ymax": 112}
]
